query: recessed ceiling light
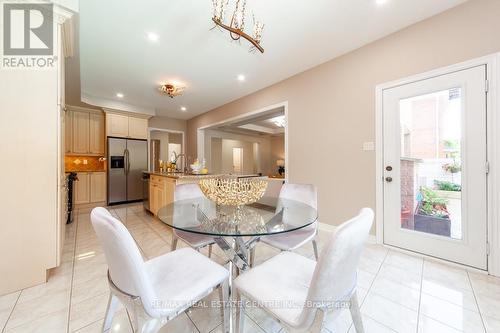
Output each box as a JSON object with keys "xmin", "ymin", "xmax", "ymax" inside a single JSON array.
[
  {"xmin": 147, "ymin": 32, "xmax": 159, "ymax": 42},
  {"xmin": 180, "ymin": 106, "xmax": 187, "ymax": 111},
  {"xmin": 116, "ymin": 93, "xmax": 124, "ymax": 98},
  {"xmin": 237, "ymin": 74, "xmax": 246, "ymax": 82},
  {"xmin": 376, "ymin": 0, "xmax": 388, "ymax": 5}
]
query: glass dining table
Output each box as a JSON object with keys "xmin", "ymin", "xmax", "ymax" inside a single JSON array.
[{"xmin": 157, "ymin": 196, "xmax": 318, "ymax": 274}]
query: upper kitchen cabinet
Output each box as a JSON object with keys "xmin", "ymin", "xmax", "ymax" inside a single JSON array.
[
  {"xmin": 72, "ymin": 110, "xmax": 90, "ymax": 153},
  {"xmin": 65, "ymin": 110, "xmax": 73, "ymax": 154},
  {"xmin": 128, "ymin": 117, "xmax": 149, "ymax": 139},
  {"xmin": 105, "ymin": 110, "xmax": 150, "ymax": 140},
  {"xmin": 89, "ymin": 113, "xmax": 105, "ymax": 154},
  {"xmin": 66, "ymin": 106, "xmax": 105, "ymax": 156},
  {"xmin": 106, "ymin": 113, "xmax": 129, "ymax": 137}
]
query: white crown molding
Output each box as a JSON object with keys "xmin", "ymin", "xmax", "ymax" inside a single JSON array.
[
  {"xmin": 102, "ymin": 108, "xmax": 152, "ymax": 119},
  {"xmin": 82, "ymin": 93, "xmax": 156, "ymax": 117},
  {"xmin": 66, "ymin": 104, "xmax": 103, "ymax": 115}
]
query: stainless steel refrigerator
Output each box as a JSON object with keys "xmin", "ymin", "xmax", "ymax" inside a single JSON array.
[{"xmin": 108, "ymin": 138, "xmax": 148, "ymax": 205}]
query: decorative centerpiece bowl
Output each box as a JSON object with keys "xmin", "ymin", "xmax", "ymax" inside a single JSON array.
[{"xmin": 199, "ymin": 178, "xmax": 268, "ymax": 206}]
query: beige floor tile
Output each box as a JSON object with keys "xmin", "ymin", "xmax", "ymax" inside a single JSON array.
[
  {"xmin": 187, "ymin": 291, "xmax": 223, "ymax": 333},
  {"xmin": 361, "ymin": 292, "xmax": 418, "ymax": 333},
  {"xmin": 418, "ymin": 314, "xmax": 463, "ymax": 333},
  {"xmin": 370, "ymin": 276, "xmax": 421, "ymax": 311},
  {"xmin": 5, "ymin": 289, "xmax": 70, "ymax": 330},
  {"xmin": 3, "ymin": 308, "xmax": 68, "ymax": 333},
  {"xmin": 18, "ymin": 273, "xmax": 72, "ymax": 303},
  {"xmin": 421, "ymin": 279, "xmax": 478, "ymax": 312},
  {"xmin": 71, "ymin": 275, "xmax": 109, "ymax": 305},
  {"xmin": 384, "ymin": 250, "xmax": 423, "ymax": 274},
  {"xmin": 69, "ymin": 292, "xmax": 109, "ymax": 332},
  {"xmin": 484, "ymin": 315, "xmax": 500, "ymax": 333},
  {"xmin": 419, "ymin": 293, "xmax": 485, "ymax": 332},
  {"xmin": 423, "ymin": 260, "xmax": 472, "ymax": 292},
  {"xmin": 0, "ymin": 291, "xmax": 20, "ymax": 330},
  {"xmin": 377, "ymin": 262, "xmax": 422, "ymax": 291},
  {"xmin": 348, "ymin": 314, "xmax": 397, "ymax": 333}
]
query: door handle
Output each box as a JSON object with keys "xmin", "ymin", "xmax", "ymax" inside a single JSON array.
[{"xmin": 385, "ymin": 177, "xmax": 393, "ymax": 182}]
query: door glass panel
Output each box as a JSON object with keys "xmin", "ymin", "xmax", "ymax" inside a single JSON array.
[{"xmin": 399, "ymin": 88, "xmax": 462, "ymax": 239}]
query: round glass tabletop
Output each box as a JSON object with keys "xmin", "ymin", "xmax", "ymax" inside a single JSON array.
[{"xmin": 157, "ymin": 197, "xmax": 318, "ymax": 237}]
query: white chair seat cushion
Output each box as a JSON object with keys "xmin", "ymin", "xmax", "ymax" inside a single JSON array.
[
  {"xmin": 174, "ymin": 230, "xmax": 215, "ymax": 248},
  {"xmin": 260, "ymin": 224, "xmax": 316, "ymax": 251},
  {"xmin": 145, "ymin": 247, "xmax": 228, "ymax": 317},
  {"xmin": 234, "ymin": 251, "xmax": 316, "ymax": 327}
]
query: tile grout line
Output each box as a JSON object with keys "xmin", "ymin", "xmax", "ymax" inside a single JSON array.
[
  {"xmin": 415, "ymin": 257, "xmax": 425, "ymax": 333},
  {"xmin": 347, "ymin": 248, "xmax": 391, "ymax": 333},
  {"xmin": 185, "ymin": 313, "xmax": 202, "ymax": 333},
  {"xmin": 466, "ymin": 271, "xmax": 488, "ymax": 332},
  {"xmin": 0, "ymin": 290, "xmax": 22, "ymax": 333},
  {"xmin": 66, "ymin": 209, "xmax": 80, "ymax": 333}
]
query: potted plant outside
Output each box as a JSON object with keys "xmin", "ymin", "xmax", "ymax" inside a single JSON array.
[{"xmin": 414, "ymin": 187, "xmax": 451, "ymax": 237}]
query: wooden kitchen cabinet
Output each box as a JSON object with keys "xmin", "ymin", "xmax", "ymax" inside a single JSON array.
[
  {"xmin": 65, "ymin": 110, "xmax": 72, "ymax": 153},
  {"xmin": 75, "ymin": 172, "xmax": 107, "ymax": 206},
  {"xmin": 74, "ymin": 172, "xmax": 90, "ymax": 204},
  {"xmin": 128, "ymin": 117, "xmax": 148, "ymax": 139},
  {"xmin": 149, "ymin": 175, "xmax": 176, "ymax": 215},
  {"xmin": 106, "ymin": 113, "xmax": 129, "ymax": 138},
  {"xmin": 72, "ymin": 111, "xmax": 90, "ymax": 154},
  {"xmin": 90, "ymin": 172, "xmax": 106, "ymax": 203},
  {"xmin": 66, "ymin": 107, "xmax": 105, "ymax": 156},
  {"xmin": 105, "ymin": 112, "xmax": 149, "ymax": 139},
  {"xmin": 89, "ymin": 113, "xmax": 105, "ymax": 154}
]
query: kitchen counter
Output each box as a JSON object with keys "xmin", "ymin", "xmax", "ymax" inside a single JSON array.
[{"xmin": 144, "ymin": 171, "xmax": 224, "ymax": 180}]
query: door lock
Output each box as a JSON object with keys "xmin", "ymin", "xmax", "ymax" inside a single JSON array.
[
  {"xmin": 385, "ymin": 177, "xmax": 393, "ymax": 182},
  {"xmin": 386, "ymin": 166, "xmax": 393, "ymax": 171}
]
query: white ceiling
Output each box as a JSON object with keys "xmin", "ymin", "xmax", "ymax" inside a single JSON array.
[{"xmin": 79, "ymin": 0, "xmax": 466, "ymax": 119}]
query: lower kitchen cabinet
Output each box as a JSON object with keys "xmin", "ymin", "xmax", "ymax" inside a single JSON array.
[
  {"xmin": 90, "ymin": 172, "xmax": 106, "ymax": 202},
  {"xmin": 75, "ymin": 172, "xmax": 107, "ymax": 206},
  {"xmin": 149, "ymin": 175, "xmax": 175, "ymax": 216}
]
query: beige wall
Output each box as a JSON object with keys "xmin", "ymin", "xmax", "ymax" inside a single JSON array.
[
  {"xmin": 186, "ymin": 0, "xmax": 500, "ymax": 230},
  {"xmin": 149, "ymin": 115, "xmax": 187, "ymax": 133},
  {"xmin": 270, "ymin": 135, "xmax": 285, "ymax": 174},
  {"xmin": 203, "ymin": 129, "xmax": 273, "ymax": 175}
]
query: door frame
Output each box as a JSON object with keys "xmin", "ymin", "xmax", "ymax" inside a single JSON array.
[
  {"xmin": 196, "ymin": 101, "xmax": 289, "ymax": 181},
  {"xmin": 375, "ymin": 53, "xmax": 500, "ymax": 276}
]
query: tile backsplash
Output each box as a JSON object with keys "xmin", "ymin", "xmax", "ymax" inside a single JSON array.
[{"xmin": 65, "ymin": 156, "xmax": 106, "ymax": 172}]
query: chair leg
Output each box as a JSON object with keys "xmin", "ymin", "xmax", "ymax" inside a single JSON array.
[
  {"xmin": 249, "ymin": 247, "xmax": 255, "ymax": 268},
  {"xmin": 236, "ymin": 292, "xmax": 245, "ymax": 333},
  {"xmin": 102, "ymin": 293, "xmax": 119, "ymax": 332},
  {"xmin": 208, "ymin": 244, "xmax": 213, "ymax": 258},
  {"xmin": 219, "ymin": 280, "xmax": 231, "ymax": 333},
  {"xmin": 171, "ymin": 234, "xmax": 178, "ymax": 251},
  {"xmin": 312, "ymin": 240, "xmax": 319, "ymax": 261},
  {"xmin": 350, "ymin": 292, "xmax": 364, "ymax": 333}
]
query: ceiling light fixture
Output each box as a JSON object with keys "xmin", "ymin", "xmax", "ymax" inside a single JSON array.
[
  {"xmin": 180, "ymin": 106, "xmax": 187, "ymax": 111},
  {"xmin": 116, "ymin": 93, "xmax": 124, "ymax": 98},
  {"xmin": 237, "ymin": 74, "xmax": 246, "ymax": 81},
  {"xmin": 270, "ymin": 115, "xmax": 286, "ymax": 128},
  {"xmin": 147, "ymin": 32, "xmax": 159, "ymax": 42},
  {"xmin": 376, "ymin": 0, "xmax": 388, "ymax": 5},
  {"xmin": 212, "ymin": 0, "xmax": 265, "ymax": 53},
  {"xmin": 159, "ymin": 83, "xmax": 186, "ymax": 98}
]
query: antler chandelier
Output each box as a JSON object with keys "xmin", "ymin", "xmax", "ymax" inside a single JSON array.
[{"xmin": 212, "ymin": 0, "xmax": 265, "ymax": 53}]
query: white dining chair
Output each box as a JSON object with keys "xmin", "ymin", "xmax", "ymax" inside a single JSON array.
[
  {"xmin": 250, "ymin": 184, "xmax": 319, "ymax": 266},
  {"xmin": 171, "ymin": 183, "xmax": 216, "ymax": 257},
  {"xmin": 91, "ymin": 207, "xmax": 230, "ymax": 333},
  {"xmin": 234, "ymin": 208, "xmax": 374, "ymax": 333}
]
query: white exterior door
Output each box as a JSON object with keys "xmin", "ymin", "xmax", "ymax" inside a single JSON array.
[{"xmin": 382, "ymin": 65, "xmax": 488, "ymax": 269}]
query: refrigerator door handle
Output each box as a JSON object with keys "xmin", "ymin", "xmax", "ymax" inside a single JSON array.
[{"xmin": 125, "ymin": 149, "xmax": 131, "ymax": 175}]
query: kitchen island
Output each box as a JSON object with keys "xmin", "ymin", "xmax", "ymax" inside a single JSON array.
[{"xmin": 144, "ymin": 171, "xmax": 224, "ymax": 215}]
